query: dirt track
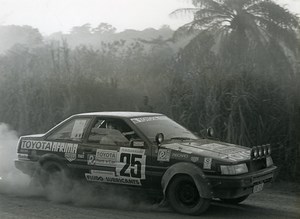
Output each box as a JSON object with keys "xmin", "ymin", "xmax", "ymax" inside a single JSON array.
[{"xmin": 0, "ymin": 181, "xmax": 299, "ymax": 219}]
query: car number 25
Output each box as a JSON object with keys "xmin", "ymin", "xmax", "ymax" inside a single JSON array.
[{"xmin": 116, "ymin": 147, "xmax": 146, "ymax": 180}]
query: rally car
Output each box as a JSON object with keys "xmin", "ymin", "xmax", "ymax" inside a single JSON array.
[{"xmin": 15, "ymin": 112, "xmax": 277, "ymax": 215}]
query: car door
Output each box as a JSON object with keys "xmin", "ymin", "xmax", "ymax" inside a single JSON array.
[{"xmin": 81, "ymin": 117, "xmax": 151, "ymax": 188}]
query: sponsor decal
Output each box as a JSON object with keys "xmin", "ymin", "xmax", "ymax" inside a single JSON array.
[
  {"xmin": 20, "ymin": 149, "xmax": 29, "ymax": 153},
  {"xmin": 20, "ymin": 140, "xmax": 78, "ymax": 153},
  {"xmin": 116, "ymin": 147, "xmax": 146, "ymax": 180},
  {"xmin": 191, "ymin": 156, "xmax": 199, "ymax": 163},
  {"xmin": 87, "ymin": 154, "xmax": 95, "ymax": 165},
  {"xmin": 78, "ymin": 153, "xmax": 85, "ymax": 159},
  {"xmin": 171, "ymin": 152, "xmax": 189, "ymax": 159},
  {"xmin": 85, "ymin": 147, "xmax": 146, "ymax": 185},
  {"xmin": 18, "ymin": 153, "xmax": 29, "ymax": 160},
  {"xmin": 120, "ymin": 147, "xmax": 145, "ymax": 155},
  {"xmin": 132, "ymin": 141, "xmax": 145, "ymax": 147},
  {"xmin": 95, "ymin": 149, "xmax": 117, "ymax": 166},
  {"xmin": 131, "ymin": 116, "xmax": 165, "ymax": 124},
  {"xmin": 203, "ymin": 157, "xmax": 212, "ymax": 169},
  {"xmin": 104, "ymin": 176, "xmax": 141, "ymax": 185},
  {"xmin": 157, "ymin": 149, "xmax": 171, "ymax": 162},
  {"xmin": 65, "ymin": 153, "xmax": 76, "ymax": 162},
  {"xmin": 85, "ymin": 173, "xmax": 104, "ymax": 182},
  {"xmin": 20, "ymin": 140, "xmax": 78, "ymax": 162},
  {"xmin": 91, "ymin": 170, "xmax": 115, "ymax": 176},
  {"xmin": 85, "ymin": 173, "xmax": 141, "ymax": 186},
  {"xmin": 71, "ymin": 119, "xmax": 88, "ymax": 139}
]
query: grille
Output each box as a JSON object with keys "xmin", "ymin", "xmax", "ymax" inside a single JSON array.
[{"xmin": 248, "ymin": 158, "xmax": 267, "ymax": 172}]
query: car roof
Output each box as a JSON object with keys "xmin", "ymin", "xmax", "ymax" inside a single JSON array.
[{"xmin": 75, "ymin": 111, "xmax": 163, "ymax": 118}]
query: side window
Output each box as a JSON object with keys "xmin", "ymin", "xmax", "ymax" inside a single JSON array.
[
  {"xmin": 47, "ymin": 118, "xmax": 90, "ymax": 141},
  {"xmin": 88, "ymin": 118, "xmax": 138, "ymax": 146}
]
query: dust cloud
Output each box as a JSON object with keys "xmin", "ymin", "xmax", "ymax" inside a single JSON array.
[
  {"xmin": 0, "ymin": 123, "xmax": 159, "ymax": 211},
  {"xmin": 0, "ymin": 123, "xmax": 35, "ymax": 196}
]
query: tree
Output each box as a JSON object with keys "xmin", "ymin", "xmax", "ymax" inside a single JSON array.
[
  {"xmin": 0, "ymin": 25, "xmax": 43, "ymax": 53},
  {"xmin": 172, "ymin": 0, "xmax": 299, "ymax": 54},
  {"xmin": 70, "ymin": 23, "xmax": 92, "ymax": 36},
  {"xmin": 169, "ymin": 0, "xmax": 300, "ymax": 180},
  {"xmin": 93, "ymin": 23, "xmax": 117, "ymax": 35}
]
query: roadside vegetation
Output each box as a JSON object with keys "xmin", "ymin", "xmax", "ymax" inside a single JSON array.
[{"xmin": 0, "ymin": 0, "xmax": 299, "ymax": 181}]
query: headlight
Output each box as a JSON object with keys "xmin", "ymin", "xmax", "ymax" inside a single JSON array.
[{"xmin": 220, "ymin": 163, "xmax": 248, "ymax": 175}]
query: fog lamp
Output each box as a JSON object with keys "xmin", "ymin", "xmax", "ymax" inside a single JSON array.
[
  {"xmin": 251, "ymin": 146, "xmax": 258, "ymax": 159},
  {"xmin": 258, "ymin": 146, "xmax": 263, "ymax": 157},
  {"xmin": 262, "ymin": 145, "xmax": 268, "ymax": 156}
]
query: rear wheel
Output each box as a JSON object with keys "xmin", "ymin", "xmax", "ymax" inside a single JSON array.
[
  {"xmin": 38, "ymin": 161, "xmax": 73, "ymax": 192},
  {"xmin": 167, "ymin": 175, "xmax": 210, "ymax": 215},
  {"xmin": 220, "ymin": 195, "xmax": 249, "ymax": 204}
]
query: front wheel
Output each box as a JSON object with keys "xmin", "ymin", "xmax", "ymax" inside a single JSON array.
[{"xmin": 167, "ymin": 175, "xmax": 210, "ymax": 215}]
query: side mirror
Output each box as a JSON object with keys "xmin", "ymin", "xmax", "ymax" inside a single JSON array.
[{"xmin": 155, "ymin": 133, "xmax": 164, "ymax": 146}]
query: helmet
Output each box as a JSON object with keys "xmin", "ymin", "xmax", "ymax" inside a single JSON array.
[{"xmin": 106, "ymin": 121, "xmax": 117, "ymax": 130}]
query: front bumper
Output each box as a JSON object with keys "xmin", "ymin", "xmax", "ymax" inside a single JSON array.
[
  {"xmin": 207, "ymin": 165, "xmax": 277, "ymax": 199},
  {"xmin": 15, "ymin": 159, "xmax": 39, "ymax": 176}
]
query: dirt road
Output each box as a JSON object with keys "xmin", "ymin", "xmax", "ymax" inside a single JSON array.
[{"xmin": 0, "ymin": 181, "xmax": 299, "ymax": 219}]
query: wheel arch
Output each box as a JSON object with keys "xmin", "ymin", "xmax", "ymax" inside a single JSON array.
[
  {"xmin": 35, "ymin": 154, "xmax": 72, "ymax": 188},
  {"xmin": 38, "ymin": 153, "xmax": 67, "ymax": 170},
  {"xmin": 161, "ymin": 162, "xmax": 213, "ymax": 199}
]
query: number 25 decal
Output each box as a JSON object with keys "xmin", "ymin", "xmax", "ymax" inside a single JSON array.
[{"xmin": 116, "ymin": 148, "xmax": 146, "ymax": 179}]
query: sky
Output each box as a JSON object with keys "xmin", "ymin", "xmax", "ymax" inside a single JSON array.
[{"xmin": 0, "ymin": 0, "xmax": 299, "ymax": 35}]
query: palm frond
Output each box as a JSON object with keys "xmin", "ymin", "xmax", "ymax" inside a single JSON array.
[
  {"xmin": 248, "ymin": 1, "xmax": 299, "ymax": 29},
  {"xmin": 259, "ymin": 1, "xmax": 299, "ymax": 28},
  {"xmin": 170, "ymin": 8, "xmax": 200, "ymax": 18},
  {"xmin": 244, "ymin": 0, "xmax": 265, "ymax": 10},
  {"xmin": 194, "ymin": 8, "xmax": 233, "ymax": 20},
  {"xmin": 252, "ymin": 14, "xmax": 298, "ymax": 51},
  {"xmin": 192, "ymin": 0, "xmax": 224, "ymax": 8}
]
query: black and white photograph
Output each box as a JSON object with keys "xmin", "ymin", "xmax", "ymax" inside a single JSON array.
[{"xmin": 0, "ymin": 0, "xmax": 299, "ymax": 218}]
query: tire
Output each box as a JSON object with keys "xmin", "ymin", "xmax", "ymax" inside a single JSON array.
[
  {"xmin": 38, "ymin": 161, "xmax": 73, "ymax": 192},
  {"xmin": 167, "ymin": 175, "xmax": 210, "ymax": 215},
  {"xmin": 220, "ymin": 195, "xmax": 249, "ymax": 204}
]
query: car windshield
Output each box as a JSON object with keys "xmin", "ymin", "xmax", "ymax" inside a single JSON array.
[{"xmin": 131, "ymin": 116, "xmax": 198, "ymax": 142}]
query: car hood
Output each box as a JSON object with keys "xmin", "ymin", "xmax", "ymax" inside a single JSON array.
[{"xmin": 161, "ymin": 139, "xmax": 251, "ymax": 162}]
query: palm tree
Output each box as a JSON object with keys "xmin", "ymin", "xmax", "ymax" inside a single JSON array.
[
  {"xmin": 170, "ymin": 0, "xmax": 300, "ymax": 144},
  {"xmin": 169, "ymin": 0, "xmax": 300, "ymax": 180},
  {"xmin": 172, "ymin": 0, "xmax": 299, "ymax": 54}
]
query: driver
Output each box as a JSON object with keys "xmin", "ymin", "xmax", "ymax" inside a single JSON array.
[
  {"xmin": 106, "ymin": 121, "xmax": 135, "ymax": 138},
  {"xmin": 106, "ymin": 121, "xmax": 117, "ymax": 130}
]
